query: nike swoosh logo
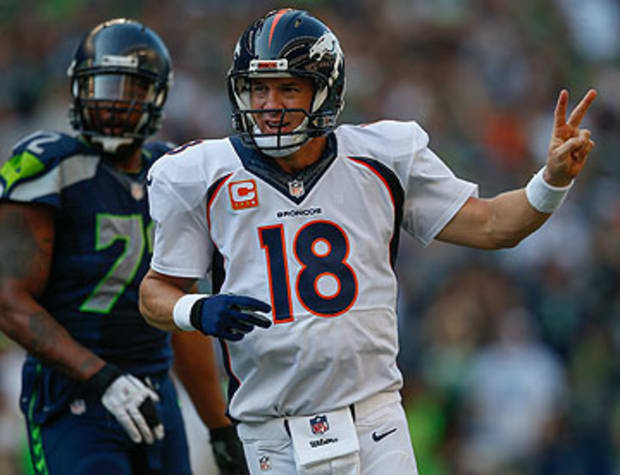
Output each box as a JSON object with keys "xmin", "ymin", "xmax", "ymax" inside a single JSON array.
[{"xmin": 372, "ymin": 428, "xmax": 397, "ymax": 442}]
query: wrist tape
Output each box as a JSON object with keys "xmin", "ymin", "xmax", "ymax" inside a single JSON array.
[
  {"xmin": 525, "ymin": 166, "xmax": 573, "ymax": 213},
  {"xmin": 173, "ymin": 294, "xmax": 209, "ymax": 331},
  {"xmin": 86, "ymin": 363, "xmax": 123, "ymax": 396}
]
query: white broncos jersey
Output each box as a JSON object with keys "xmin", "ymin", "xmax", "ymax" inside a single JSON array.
[{"xmin": 148, "ymin": 120, "xmax": 478, "ymax": 422}]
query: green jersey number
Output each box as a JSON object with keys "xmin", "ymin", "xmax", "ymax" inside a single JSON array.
[{"xmin": 80, "ymin": 213, "xmax": 154, "ymax": 314}]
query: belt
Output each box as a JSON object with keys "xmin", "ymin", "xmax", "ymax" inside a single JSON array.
[{"xmin": 237, "ymin": 391, "xmax": 401, "ymax": 440}]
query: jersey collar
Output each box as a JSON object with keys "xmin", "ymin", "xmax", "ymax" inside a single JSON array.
[{"xmin": 229, "ymin": 133, "xmax": 337, "ymax": 205}]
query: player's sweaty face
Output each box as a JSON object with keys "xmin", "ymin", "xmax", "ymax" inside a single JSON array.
[{"xmin": 249, "ymin": 77, "xmax": 314, "ymax": 134}]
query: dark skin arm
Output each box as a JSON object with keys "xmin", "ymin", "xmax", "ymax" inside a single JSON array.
[
  {"xmin": 0, "ymin": 202, "xmax": 105, "ymax": 381},
  {"xmin": 172, "ymin": 331, "xmax": 232, "ymax": 429}
]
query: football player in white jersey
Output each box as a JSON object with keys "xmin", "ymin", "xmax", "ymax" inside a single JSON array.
[{"xmin": 139, "ymin": 8, "xmax": 596, "ymax": 475}]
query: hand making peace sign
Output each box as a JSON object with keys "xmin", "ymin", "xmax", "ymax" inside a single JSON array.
[{"xmin": 545, "ymin": 89, "xmax": 597, "ymax": 186}]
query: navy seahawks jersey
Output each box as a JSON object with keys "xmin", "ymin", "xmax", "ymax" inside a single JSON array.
[{"xmin": 0, "ymin": 130, "xmax": 173, "ymax": 422}]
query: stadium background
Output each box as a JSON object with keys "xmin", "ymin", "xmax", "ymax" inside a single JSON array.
[{"xmin": 1, "ymin": 0, "xmax": 619, "ymax": 474}]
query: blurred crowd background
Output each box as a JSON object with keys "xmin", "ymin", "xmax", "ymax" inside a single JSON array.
[{"xmin": 1, "ymin": 0, "xmax": 619, "ymax": 474}]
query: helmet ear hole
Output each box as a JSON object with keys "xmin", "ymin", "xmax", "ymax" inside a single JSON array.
[{"xmin": 226, "ymin": 9, "xmax": 345, "ymax": 155}]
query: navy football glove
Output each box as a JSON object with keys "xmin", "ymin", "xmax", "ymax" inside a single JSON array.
[
  {"xmin": 210, "ymin": 425, "xmax": 249, "ymax": 475},
  {"xmin": 190, "ymin": 294, "xmax": 271, "ymax": 341},
  {"xmin": 86, "ymin": 364, "xmax": 164, "ymax": 444}
]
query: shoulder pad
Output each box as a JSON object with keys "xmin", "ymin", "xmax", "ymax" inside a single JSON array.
[
  {"xmin": 142, "ymin": 140, "xmax": 176, "ymax": 167},
  {"xmin": 335, "ymin": 120, "xmax": 429, "ymax": 165},
  {"xmin": 1, "ymin": 131, "xmax": 91, "ymax": 196},
  {"xmin": 147, "ymin": 138, "xmax": 234, "ymax": 222}
]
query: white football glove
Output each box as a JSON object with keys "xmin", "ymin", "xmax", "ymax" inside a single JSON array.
[
  {"xmin": 102, "ymin": 374, "xmax": 164, "ymax": 444},
  {"xmin": 87, "ymin": 364, "xmax": 164, "ymax": 444}
]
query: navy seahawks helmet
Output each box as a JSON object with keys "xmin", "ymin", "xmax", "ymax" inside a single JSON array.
[
  {"xmin": 227, "ymin": 9, "xmax": 345, "ymax": 157},
  {"xmin": 68, "ymin": 19, "xmax": 173, "ymax": 153}
]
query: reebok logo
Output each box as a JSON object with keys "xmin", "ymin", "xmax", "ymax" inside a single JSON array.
[{"xmin": 372, "ymin": 428, "xmax": 397, "ymax": 442}]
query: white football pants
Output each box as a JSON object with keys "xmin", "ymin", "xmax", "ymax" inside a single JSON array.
[{"xmin": 237, "ymin": 392, "xmax": 418, "ymax": 475}]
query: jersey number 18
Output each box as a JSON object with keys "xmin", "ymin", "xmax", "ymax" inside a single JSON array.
[{"xmin": 258, "ymin": 220, "xmax": 358, "ymax": 323}]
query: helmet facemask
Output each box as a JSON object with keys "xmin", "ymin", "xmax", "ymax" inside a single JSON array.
[{"xmin": 70, "ymin": 70, "xmax": 164, "ymax": 153}]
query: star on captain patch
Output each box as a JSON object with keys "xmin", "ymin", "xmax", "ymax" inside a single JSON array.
[
  {"xmin": 131, "ymin": 182, "xmax": 145, "ymax": 201},
  {"xmin": 288, "ymin": 179, "xmax": 305, "ymax": 198}
]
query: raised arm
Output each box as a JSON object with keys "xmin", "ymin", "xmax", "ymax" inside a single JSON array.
[
  {"xmin": 437, "ymin": 89, "xmax": 597, "ymax": 249},
  {"xmin": 0, "ymin": 202, "xmax": 105, "ymax": 379}
]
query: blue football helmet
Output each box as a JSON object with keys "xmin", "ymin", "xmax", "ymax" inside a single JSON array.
[
  {"xmin": 227, "ymin": 9, "xmax": 346, "ymax": 157},
  {"xmin": 68, "ymin": 19, "xmax": 173, "ymax": 153}
]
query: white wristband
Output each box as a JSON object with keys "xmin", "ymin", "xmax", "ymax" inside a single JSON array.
[
  {"xmin": 525, "ymin": 167, "xmax": 573, "ymax": 213},
  {"xmin": 172, "ymin": 294, "xmax": 209, "ymax": 331}
]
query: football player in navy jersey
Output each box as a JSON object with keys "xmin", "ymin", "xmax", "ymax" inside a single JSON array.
[
  {"xmin": 0, "ymin": 18, "xmax": 247, "ymax": 475},
  {"xmin": 139, "ymin": 9, "xmax": 597, "ymax": 475}
]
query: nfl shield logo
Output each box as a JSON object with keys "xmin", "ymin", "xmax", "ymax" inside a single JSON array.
[
  {"xmin": 309, "ymin": 415, "xmax": 329, "ymax": 435},
  {"xmin": 288, "ymin": 179, "xmax": 305, "ymax": 197},
  {"xmin": 131, "ymin": 182, "xmax": 145, "ymax": 201},
  {"xmin": 259, "ymin": 455, "xmax": 271, "ymax": 471},
  {"xmin": 69, "ymin": 399, "xmax": 86, "ymax": 415}
]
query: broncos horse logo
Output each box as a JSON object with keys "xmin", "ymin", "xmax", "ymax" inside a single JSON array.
[{"xmin": 309, "ymin": 32, "xmax": 343, "ymax": 85}]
